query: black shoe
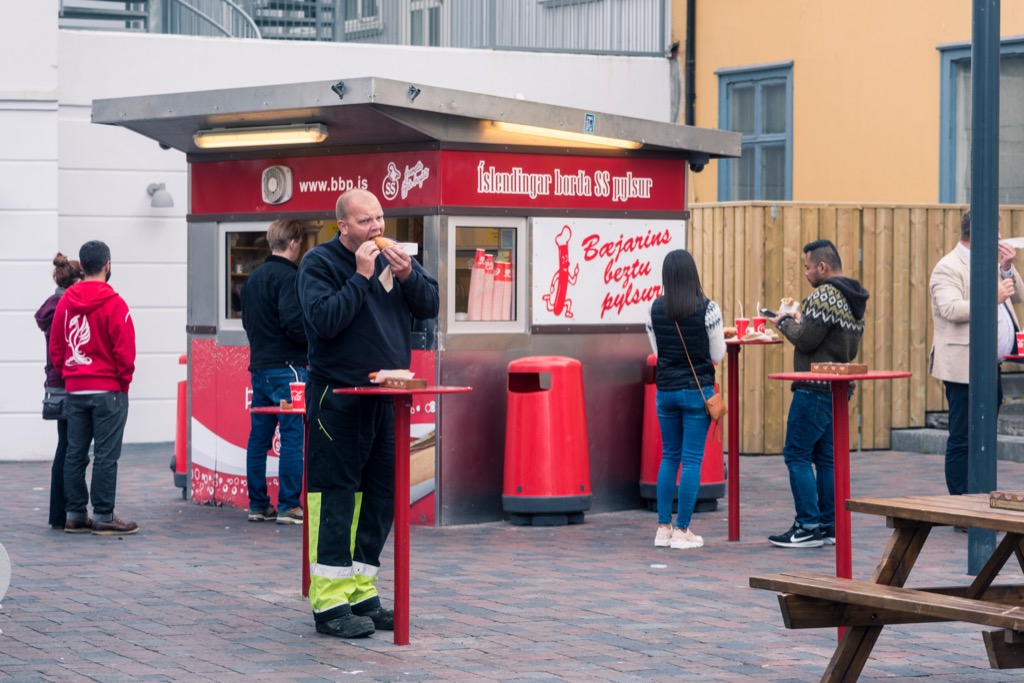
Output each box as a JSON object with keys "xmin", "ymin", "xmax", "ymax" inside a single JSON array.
[
  {"xmin": 247, "ymin": 506, "xmax": 277, "ymax": 522},
  {"xmin": 92, "ymin": 517, "xmax": 139, "ymax": 535},
  {"xmin": 354, "ymin": 606, "xmax": 394, "ymax": 631},
  {"xmin": 821, "ymin": 524, "xmax": 836, "ymax": 545},
  {"xmin": 768, "ymin": 524, "xmax": 823, "ymax": 548},
  {"xmin": 315, "ymin": 614, "xmax": 375, "ymax": 638}
]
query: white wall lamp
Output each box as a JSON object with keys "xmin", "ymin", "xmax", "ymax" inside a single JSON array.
[
  {"xmin": 193, "ymin": 123, "xmax": 328, "ymax": 150},
  {"xmin": 148, "ymin": 183, "xmax": 174, "ymax": 208}
]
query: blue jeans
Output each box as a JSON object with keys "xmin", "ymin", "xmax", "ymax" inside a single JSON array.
[
  {"xmin": 655, "ymin": 386, "xmax": 712, "ymax": 529},
  {"xmin": 247, "ymin": 366, "xmax": 307, "ymax": 512},
  {"xmin": 782, "ymin": 388, "xmax": 834, "ymax": 530},
  {"xmin": 64, "ymin": 391, "xmax": 130, "ymax": 522}
]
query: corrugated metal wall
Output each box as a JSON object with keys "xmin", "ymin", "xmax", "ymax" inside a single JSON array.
[{"xmin": 344, "ymin": 0, "xmax": 668, "ymax": 56}]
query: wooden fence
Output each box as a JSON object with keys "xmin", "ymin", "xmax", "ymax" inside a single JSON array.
[{"xmin": 689, "ymin": 202, "xmax": 1024, "ymax": 454}]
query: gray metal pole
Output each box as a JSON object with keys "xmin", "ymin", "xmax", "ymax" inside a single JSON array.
[{"xmin": 967, "ymin": 0, "xmax": 1000, "ymax": 575}]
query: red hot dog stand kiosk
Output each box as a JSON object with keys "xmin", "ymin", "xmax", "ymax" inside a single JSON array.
[{"xmin": 92, "ymin": 77, "xmax": 739, "ymax": 526}]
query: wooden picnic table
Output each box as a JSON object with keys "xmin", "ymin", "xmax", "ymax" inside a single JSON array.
[{"xmin": 751, "ymin": 493, "xmax": 1024, "ymax": 682}]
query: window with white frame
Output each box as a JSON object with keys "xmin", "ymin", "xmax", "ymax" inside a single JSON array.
[
  {"xmin": 716, "ymin": 63, "xmax": 793, "ymax": 201},
  {"xmin": 344, "ymin": 0, "xmax": 382, "ymax": 34},
  {"xmin": 939, "ymin": 40, "xmax": 1024, "ymax": 203},
  {"xmin": 410, "ymin": 0, "xmax": 444, "ymax": 46}
]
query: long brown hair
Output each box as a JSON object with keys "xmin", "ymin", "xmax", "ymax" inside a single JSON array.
[{"xmin": 662, "ymin": 249, "xmax": 705, "ymax": 320}]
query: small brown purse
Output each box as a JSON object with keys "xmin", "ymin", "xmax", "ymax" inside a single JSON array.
[{"xmin": 675, "ymin": 321, "xmax": 728, "ymax": 422}]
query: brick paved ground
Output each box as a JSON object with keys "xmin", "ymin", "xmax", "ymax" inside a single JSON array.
[{"xmin": 2, "ymin": 443, "xmax": 1024, "ymax": 682}]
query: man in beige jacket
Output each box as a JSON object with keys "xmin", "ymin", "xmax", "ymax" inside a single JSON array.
[{"xmin": 930, "ymin": 211, "xmax": 1023, "ymax": 501}]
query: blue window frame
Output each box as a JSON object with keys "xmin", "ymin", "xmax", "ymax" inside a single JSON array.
[
  {"xmin": 716, "ymin": 62, "xmax": 793, "ymax": 201},
  {"xmin": 939, "ymin": 38, "xmax": 1024, "ymax": 203}
]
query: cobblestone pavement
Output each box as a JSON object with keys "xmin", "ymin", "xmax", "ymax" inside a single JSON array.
[{"xmin": 1, "ymin": 443, "xmax": 1023, "ymax": 682}]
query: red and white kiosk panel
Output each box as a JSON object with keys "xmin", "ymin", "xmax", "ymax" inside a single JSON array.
[{"xmin": 185, "ymin": 147, "xmax": 690, "ymax": 525}]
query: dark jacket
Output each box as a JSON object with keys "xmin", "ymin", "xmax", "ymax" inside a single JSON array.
[
  {"xmin": 240, "ymin": 254, "xmax": 308, "ymax": 372},
  {"xmin": 649, "ymin": 296, "xmax": 716, "ymax": 391},
  {"xmin": 778, "ymin": 276, "xmax": 870, "ymax": 392},
  {"xmin": 35, "ymin": 289, "xmax": 65, "ymax": 388},
  {"xmin": 296, "ymin": 238, "xmax": 439, "ymax": 388}
]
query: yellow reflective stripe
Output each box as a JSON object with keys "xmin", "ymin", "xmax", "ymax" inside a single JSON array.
[{"xmin": 307, "ymin": 492, "xmax": 322, "ymax": 565}]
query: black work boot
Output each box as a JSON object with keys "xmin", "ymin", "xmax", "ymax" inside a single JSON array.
[{"xmin": 315, "ymin": 614, "xmax": 375, "ymax": 638}]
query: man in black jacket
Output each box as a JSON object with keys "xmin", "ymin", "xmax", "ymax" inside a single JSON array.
[
  {"xmin": 297, "ymin": 189, "xmax": 439, "ymax": 639},
  {"xmin": 240, "ymin": 220, "xmax": 309, "ymax": 525}
]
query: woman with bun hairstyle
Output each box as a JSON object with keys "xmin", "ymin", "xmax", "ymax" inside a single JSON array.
[
  {"xmin": 645, "ymin": 249, "xmax": 725, "ymax": 549},
  {"xmin": 34, "ymin": 253, "xmax": 84, "ymax": 530}
]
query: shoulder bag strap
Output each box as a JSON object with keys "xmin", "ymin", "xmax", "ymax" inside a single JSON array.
[{"xmin": 675, "ymin": 320, "xmax": 707, "ymax": 395}]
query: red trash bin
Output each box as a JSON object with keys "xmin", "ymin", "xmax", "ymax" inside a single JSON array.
[
  {"xmin": 639, "ymin": 353, "xmax": 725, "ymax": 512},
  {"xmin": 172, "ymin": 353, "xmax": 188, "ymax": 499},
  {"xmin": 503, "ymin": 356, "xmax": 592, "ymax": 526}
]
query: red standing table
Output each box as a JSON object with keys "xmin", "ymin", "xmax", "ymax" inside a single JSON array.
[
  {"xmin": 766, "ymin": 370, "xmax": 911, "ymax": 583},
  {"xmin": 334, "ymin": 385, "xmax": 472, "ymax": 645},
  {"xmin": 724, "ymin": 338, "xmax": 782, "ymax": 541},
  {"xmin": 249, "ymin": 406, "xmax": 310, "ymax": 595}
]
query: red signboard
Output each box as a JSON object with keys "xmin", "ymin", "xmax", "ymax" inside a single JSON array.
[
  {"xmin": 191, "ymin": 151, "xmax": 441, "ymax": 215},
  {"xmin": 189, "ymin": 150, "xmax": 686, "ymax": 215},
  {"xmin": 440, "ymin": 151, "xmax": 686, "ymax": 212}
]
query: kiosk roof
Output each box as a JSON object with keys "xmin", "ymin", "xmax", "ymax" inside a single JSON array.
[{"xmin": 92, "ymin": 76, "xmax": 740, "ymax": 160}]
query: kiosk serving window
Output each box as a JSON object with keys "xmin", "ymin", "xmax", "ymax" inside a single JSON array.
[
  {"xmin": 448, "ymin": 216, "xmax": 526, "ymax": 333},
  {"xmin": 219, "ymin": 218, "xmax": 423, "ymax": 330},
  {"xmin": 224, "ymin": 224, "xmax": 271, "ymax": 323}
]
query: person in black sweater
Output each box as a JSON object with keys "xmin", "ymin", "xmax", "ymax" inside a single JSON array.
[
  {"xmin": 296, "ymin": 189, "xmax": 439, "ymax": 639},
  {"xmin": 645, "ymin": 249, "xmax": 726, "ymax": 551},
  {"xmin": 240, "ymin": 220, "xmax": 309, "ymax": 525},
  {"xmin": 766, "ymin": 239, "xmax": 868, "ymax": 548}
]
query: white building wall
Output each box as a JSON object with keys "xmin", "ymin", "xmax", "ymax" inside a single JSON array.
[{"xmin": 6, "ymin": 13, "xmax": 670, "ymax": 460}]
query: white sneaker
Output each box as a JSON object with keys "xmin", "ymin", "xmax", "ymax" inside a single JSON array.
[
  {"xmin": 670, "ymin": 527, "xmax": 704, "ymax": 549},
  {"xmin": 654, "ymin": 525, "xmax": 673, "ymax": 547}
]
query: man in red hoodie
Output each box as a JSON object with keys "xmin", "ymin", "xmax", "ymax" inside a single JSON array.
[{"xmin": 50, "ymin": 241, "xmax": 138, "ymax": 535}]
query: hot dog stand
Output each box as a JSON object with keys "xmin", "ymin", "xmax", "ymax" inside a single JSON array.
[{"xmin": 92, "ymin": 77, "xmax": 739, "ymax": 525}]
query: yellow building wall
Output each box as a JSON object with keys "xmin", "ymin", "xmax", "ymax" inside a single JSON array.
[{"xmin": 674, "ymin": 2, "xmax": 1024, "ymax": 204}]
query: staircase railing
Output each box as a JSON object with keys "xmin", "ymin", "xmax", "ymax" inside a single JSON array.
[{"xmin": 166, "ymin": 0, "xmax": 261, "ymax": 39}]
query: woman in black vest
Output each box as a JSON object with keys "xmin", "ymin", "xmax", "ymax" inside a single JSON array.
[{"xmin": 645, "ymin": 249, "xmax": 725, "ymax": 549}]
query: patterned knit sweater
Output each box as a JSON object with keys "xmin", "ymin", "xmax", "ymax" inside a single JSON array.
[{"xmin": 777, "ymin": 276, "xmax": 869, "ymax": 392}]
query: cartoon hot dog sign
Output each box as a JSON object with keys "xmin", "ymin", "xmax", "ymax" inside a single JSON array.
[{"xmin": 532, "ymin": 218, "xmax": 685, "ymax": 325}]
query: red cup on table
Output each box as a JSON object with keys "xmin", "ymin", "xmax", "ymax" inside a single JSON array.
[
  {"xmin": 289, "ymin": 382, "xmax": 306, "ymax": 410},
  {"xmin": 735, "ymin": 318, "xmax": 749, "ymax": 339},
  {"xmin": 752, "ymin": 316, "xmax": 767, "ymax": 334},
  {"xmin": 1017, "ymin": 332, "xmax": 1024, "ymax": 356}
]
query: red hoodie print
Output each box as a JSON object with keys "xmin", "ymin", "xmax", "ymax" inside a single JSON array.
[{"xmin": 50, "ymin": 281, "xmax": 136, "ymax": 394}]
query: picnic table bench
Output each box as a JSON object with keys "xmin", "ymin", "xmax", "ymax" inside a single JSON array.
[{"xmin": 750, "ymin": 494, "xmax": 1024, "ymax": 681}]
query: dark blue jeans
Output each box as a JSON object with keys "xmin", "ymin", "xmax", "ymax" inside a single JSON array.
[
  {"xmin": 64, "ymin": 392, "xmax": 130, "ymax": 523},
  {"xmin": 944, "ymin": 377, "xmax": 1003, "ymax": 496},
  {"xmin": 782, "ymin": 388, "xmax": 834, "ymax": 530},
  {"xmin": 655, "ymin": 386, "xmax": 712, "ymax": 530},
  {"xmin": 247, "ymin": 366, "xmax": 307, "ymax": 512}
]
